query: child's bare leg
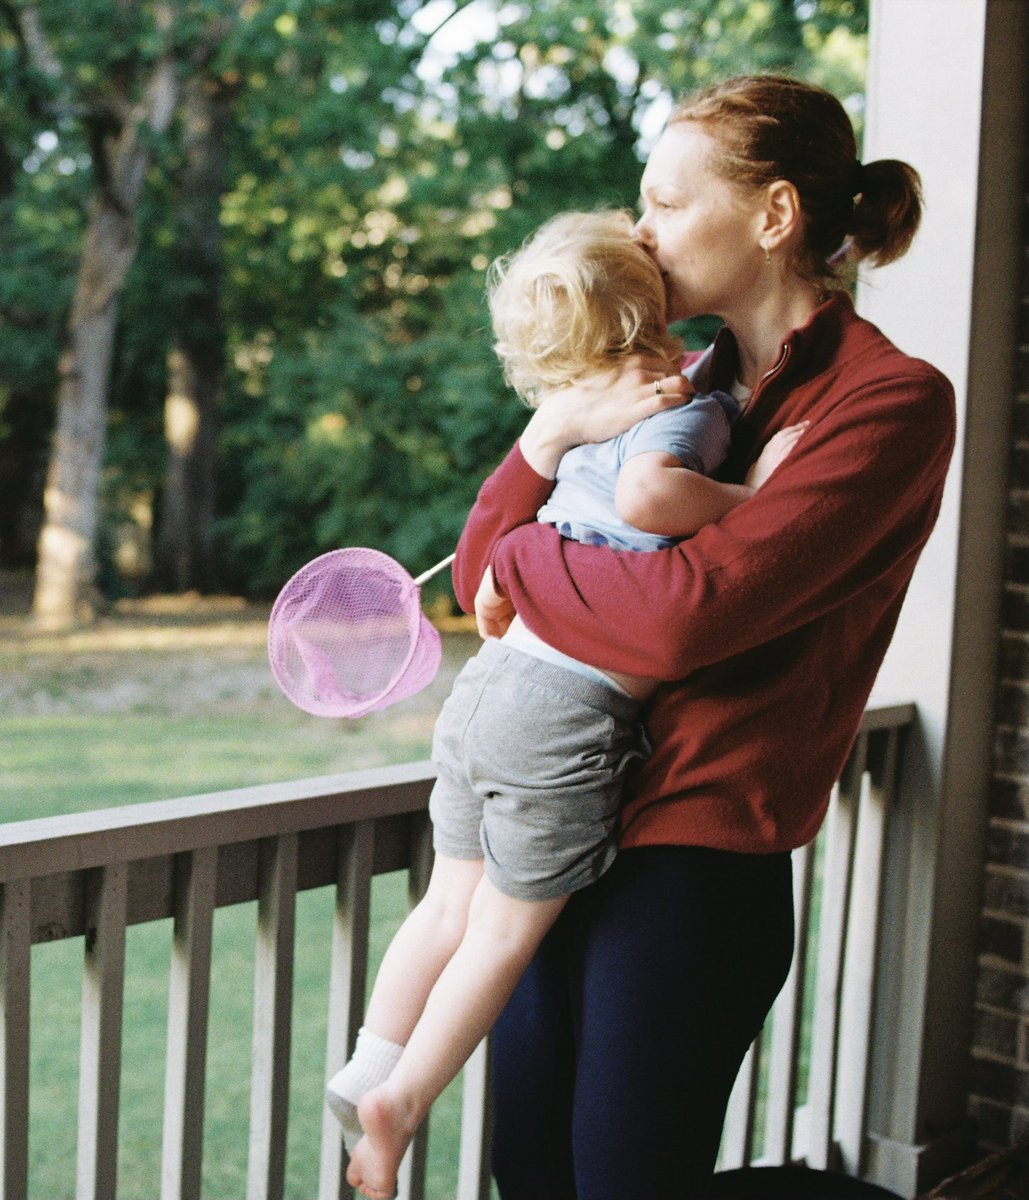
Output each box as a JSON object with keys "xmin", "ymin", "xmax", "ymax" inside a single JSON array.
[
  {"xmin": 363, "ymin": 853, "xmax": 484, "ymax": 1042},
  {"xmin": 347, "ymin": 877, "xmax": 566, "ymax": 1198},
  {"xmin": 326, "ymin": 853, "xmax": 483, "ymax": 1148}
]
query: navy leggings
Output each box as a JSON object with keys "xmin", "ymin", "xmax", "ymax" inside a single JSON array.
[{"xmin": 491, "ymin": 844, "xmax": 795, "ymax": 1200}]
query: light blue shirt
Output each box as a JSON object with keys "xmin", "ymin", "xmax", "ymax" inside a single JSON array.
[{"xmin": 536, "ymin": 391, "xmax": 741, "ymax": 551}]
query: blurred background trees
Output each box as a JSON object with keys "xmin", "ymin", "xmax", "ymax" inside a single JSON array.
[{"xmin": 0, "ymin": 0, "xmax": 867, "ymax": 626}]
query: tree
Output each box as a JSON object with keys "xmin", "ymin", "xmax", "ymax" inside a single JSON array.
[
  {"xmin": 153, "ymin": 54, "xmax": 235, "ymax": 591},
  {"xmin": 16, "ymin": 0, "xmax": 180, "ymax": 627},
  {"xmin": 153, "ymin": 0, "xmax": 423, "ymax": 592},
  {"xmin": 0, "ymin": 1, "xmax": 81, "ymax": 567}
]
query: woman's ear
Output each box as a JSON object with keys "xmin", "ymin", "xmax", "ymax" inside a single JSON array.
[{"xmin": 759, "ymin": 179, "xmax": 802, "ymax": 254}]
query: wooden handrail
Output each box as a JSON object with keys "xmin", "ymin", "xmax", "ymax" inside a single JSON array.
[{"xmin": 0, "ymin": 761, "xmax": 437, "ymax": 886}]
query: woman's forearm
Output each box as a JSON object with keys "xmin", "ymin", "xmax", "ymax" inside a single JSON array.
[
  {"xmin": 451, "ymin": 443, "xmax": 555, "ymax": 613},
  {"xmin": 518, "ymin": 405, "xmax": 578, "ymax": 480},
  {"xmin": 490, "ymin": 375, "xmax": 956, "ymax": 681}
]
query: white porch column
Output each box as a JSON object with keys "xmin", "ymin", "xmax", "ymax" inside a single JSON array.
[{"xmin": 861, "ymin": 0, "xmax": 1029, "ymax": 1194}]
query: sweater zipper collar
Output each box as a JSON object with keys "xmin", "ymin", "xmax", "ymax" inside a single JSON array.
[{"xmin": 749, "ymin": 341, "xmax": 791, "ymax": 408}]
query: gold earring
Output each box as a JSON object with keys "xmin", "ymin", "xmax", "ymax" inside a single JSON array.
[{"xmin": 764, "ymin": 246, "xmax": 772, "ymax": 266}]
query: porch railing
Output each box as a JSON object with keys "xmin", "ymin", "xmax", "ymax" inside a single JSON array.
[{"xmin": 0, "ymin": 703, "xmax": 916, "ymax": 1200}]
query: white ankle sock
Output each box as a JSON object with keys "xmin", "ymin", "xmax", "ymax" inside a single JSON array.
[{"xmin": 325, "ymin": 1027, "xmax": 405, "ymax": 1156}]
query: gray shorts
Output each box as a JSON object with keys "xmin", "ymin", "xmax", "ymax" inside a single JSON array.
[{"xmin": 428, "ymin": 638, "xmax": 649, "ymax": 901}]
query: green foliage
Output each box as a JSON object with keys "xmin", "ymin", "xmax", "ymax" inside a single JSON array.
[
  {"xmin": 0, "ymin": 0, "xmax": 869, "ymax": 594},
  {"xmin": 216, "ymin": 0, "xmax": 868, "ymax": 597},
  {"xmin": 221, "ymin": 280, "xmax": 513, "ymax": 595}
]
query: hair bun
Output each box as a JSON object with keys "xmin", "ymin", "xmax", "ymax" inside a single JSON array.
[{"xmin": 850, "ymin": 159, "xmax": 923, "ymax": 267}]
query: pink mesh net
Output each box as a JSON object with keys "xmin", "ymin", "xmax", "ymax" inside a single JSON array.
[{"xmin": 267, "ymin": 547, "xmax": 445, "ymax": 718}]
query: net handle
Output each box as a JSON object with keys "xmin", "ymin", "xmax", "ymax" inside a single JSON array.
[{"xmin": 413, "ymin": 551, "xmax": 456, "ymax": 586}]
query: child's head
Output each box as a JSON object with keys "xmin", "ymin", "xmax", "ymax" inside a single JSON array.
[{"xmin": 487, "ymin": 210, "xmax": 683, "ymax": 406}]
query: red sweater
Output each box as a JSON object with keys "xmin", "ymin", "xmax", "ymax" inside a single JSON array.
[{"xmin": 453, "ymin": 293, "xmax": 956, "ymax": 854}]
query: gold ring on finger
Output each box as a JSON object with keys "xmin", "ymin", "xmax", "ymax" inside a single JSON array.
[{"xmin": 655, "ymin": 379, "xmax": 664, "ymax": 396}]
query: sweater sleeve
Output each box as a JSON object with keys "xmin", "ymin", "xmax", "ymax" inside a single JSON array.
[
  {"xmin": 451, "ymin": 346, "xmax": 716, "ymax": 610},
  {"xmin": 451, "ymin": 442, "xmax": 556, "ymax": 613},
  {"xmin": 486, "ymin": 366, "xmax": 956, "ymax": 681}
]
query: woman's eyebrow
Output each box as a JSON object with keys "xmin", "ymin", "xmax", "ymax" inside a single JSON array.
[{"xmin": 641, "ymin": 182, "xmax": 685, "ymax": 201}]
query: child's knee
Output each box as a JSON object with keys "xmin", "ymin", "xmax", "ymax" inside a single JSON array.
[
  {"xmin": 419, "ymin": 856, "xmax": 485, "ymax": 936},
  {"xmin": 465, "ymin": 880, "xmax": 566, "ymax": 955}
]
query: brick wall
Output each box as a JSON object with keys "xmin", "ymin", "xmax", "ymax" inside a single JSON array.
[{"xmin": 971, "ymin": 125, "xmax": 1029, "ymax": 1150}]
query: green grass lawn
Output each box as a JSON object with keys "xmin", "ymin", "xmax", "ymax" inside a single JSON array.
[
  {"xmin": 0, "ymin": 711, "xmax": 438, "ymax": 822},
  {"xmin": 0, "ymin": 600, "xmax": 482, "ymax": 1199}
]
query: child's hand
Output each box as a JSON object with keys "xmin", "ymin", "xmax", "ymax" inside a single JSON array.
[{"xmin": 745, "ymin": 422, "xmax": 810, "ymax": 490}]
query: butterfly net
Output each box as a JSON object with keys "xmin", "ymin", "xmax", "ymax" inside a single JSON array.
[{"xmin": 267, "ymin": 547, "xmax": 443, "ymax": 718}]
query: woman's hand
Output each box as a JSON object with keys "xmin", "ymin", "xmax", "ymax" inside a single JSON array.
[
  {"xmin": 474, "ymin": 565, "xmax": 516, "ymax": 640},
  {"xmin": 520, "ymin": 355, "xmax": 694, "ymax": 479}
]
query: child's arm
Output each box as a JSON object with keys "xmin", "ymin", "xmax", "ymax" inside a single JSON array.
[
  {"xmin": 615, "ymin": 422, "xmax": 808, "ymax": 538},
  {"xmin": 615, "ymin": 453, "xmax": 752, "ymax": 537}
]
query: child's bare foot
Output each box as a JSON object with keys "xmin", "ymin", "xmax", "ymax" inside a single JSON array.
[{"xmin": 345, "ymin": 1084, "xmax": 419, "ymax": 1199}]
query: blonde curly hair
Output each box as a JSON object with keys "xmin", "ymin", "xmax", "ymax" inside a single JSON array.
[{"xmin": 487, "ymin": 210, "xmax": 683, "ymax": 406}]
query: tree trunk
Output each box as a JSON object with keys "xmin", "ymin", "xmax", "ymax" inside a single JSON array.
[
  {"xmin": 154, "ymin": 71, "xmax": 231, "ymax": 592},
  {"xmin": 30, "ymin": 18, "xmax": 179, "ymax": 629},
  {"xmin": 31, "ymin": 200, "xmax": 135, "ymax": 627},
  {"xmin": 156, "ymin": 340, "xmax": 220, "ymax": 592}
]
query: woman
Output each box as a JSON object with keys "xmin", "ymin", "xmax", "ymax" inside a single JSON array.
[
  {"xmin": 454, "ymin": 75, "xmax": 956, "ymax": 1199},
  {"xmin": 335, "ymin": 211, "xmax": 799, "ymax": 1200}
]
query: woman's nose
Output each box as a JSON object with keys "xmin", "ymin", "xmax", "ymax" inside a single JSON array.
[{"xmin": 634, "ymin": 215, "xmax": 655, "ymax": 248}]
